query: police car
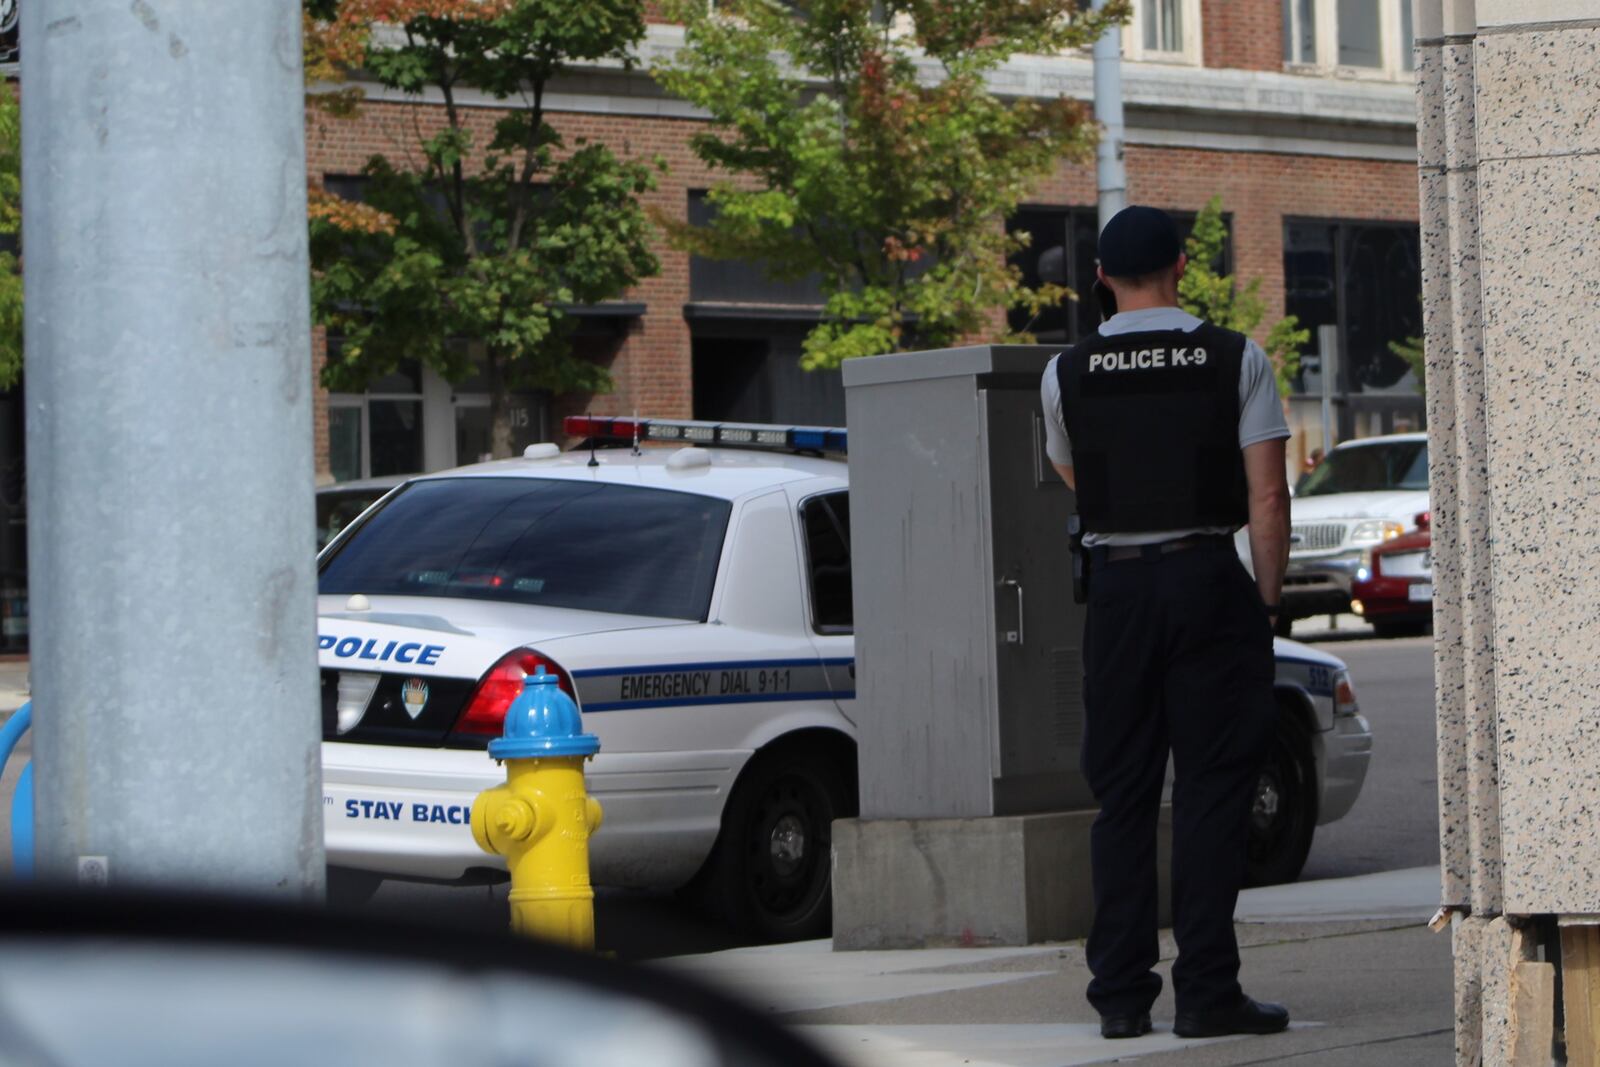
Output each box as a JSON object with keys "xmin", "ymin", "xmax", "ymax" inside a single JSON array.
[{"xmin": 316, "ymin": 417, "xmax": 1372, "ymax": 940}]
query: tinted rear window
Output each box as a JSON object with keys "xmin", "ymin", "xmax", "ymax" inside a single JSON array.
[
  {"xmin": 318, "ymin": 478, "xmax": 732, "ymax": 621},
  {"xmin": 316, "ymin": 488, "xmax": 393, "ymax": 550},
  {"xmin": 1297, "ymin": 441, "xmax": 1429, "ymax": 497}
]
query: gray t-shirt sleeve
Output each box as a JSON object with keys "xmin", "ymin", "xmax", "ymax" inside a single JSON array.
[
  {"xmin": 1040, "ymin": 355, "xmax": 1072, "ymax": 466},
  {"xmin": 1238, "ymin": 340, "xmax": 1290, "ymax": 448}
]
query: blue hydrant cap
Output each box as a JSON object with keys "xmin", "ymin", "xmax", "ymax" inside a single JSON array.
[{"xmin": 488, "ymin": 669, "xmax": 601, "ymax": 760}]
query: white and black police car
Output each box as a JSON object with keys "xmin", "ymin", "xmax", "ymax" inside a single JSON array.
[{"xmin": 317, "ymin": 416, "xmax": 1372, "ymax": 941}]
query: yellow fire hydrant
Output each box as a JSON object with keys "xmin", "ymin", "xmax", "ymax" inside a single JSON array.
[{"xmin": 471, "ymin": 669, "xmax": 603, "ymax": 948}]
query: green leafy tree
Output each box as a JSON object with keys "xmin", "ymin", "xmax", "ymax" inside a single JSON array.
[
  {"xmin": 0, "ymin": 81, "xmax": 20, "ymax": 389},
  {"xmin": 654, "ymin": 0, "xmax": 1128, "ymax": 370},
  {"xmin": 305, "ymin": 0, "xmax": 661, "ymax": 457},
  {"xmin": 1177, "ymin": 196, "xmax": 1308, "ymax": 396},
  {"xmin": 1388, "ymin": 334, "xmax": 1425, "ymax": 396}
]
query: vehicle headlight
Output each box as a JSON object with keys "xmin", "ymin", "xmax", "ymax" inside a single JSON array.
[
  {"xmin": 1355, "ymin": 549, "xmax": 1373, "ymax": 583},
  {"xmin": 1333, "ymin": 668, "xmax": 1359, "ymax": 717},
  {"xmin": 1350, "ymin": 520, "xmax": 1404, "ymax": 545}
]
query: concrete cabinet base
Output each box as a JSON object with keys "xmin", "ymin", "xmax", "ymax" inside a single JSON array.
[{"xmin": 831, "ymin": 809, "xmax": 1172, "ymax": 949}]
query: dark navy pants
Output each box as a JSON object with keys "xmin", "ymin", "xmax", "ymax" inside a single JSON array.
[{"xmin": 1080, "ymin": 540, "xmax": 1277, "ymax": 1018}]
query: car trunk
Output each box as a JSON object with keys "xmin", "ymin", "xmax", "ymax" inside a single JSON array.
[{"xmin": 317, "ymin": 595, "xmax": 688, "ymax": 749}]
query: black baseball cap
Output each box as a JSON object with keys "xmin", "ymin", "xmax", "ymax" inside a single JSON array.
[{"xmin": 1097, "ymin": 205, "xmax": 1183, "ymax": 278}]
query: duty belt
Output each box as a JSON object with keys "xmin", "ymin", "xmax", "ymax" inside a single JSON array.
[{"xmin": 1090, "ymin": 533, "xmax": 1235, "ymax": 565}]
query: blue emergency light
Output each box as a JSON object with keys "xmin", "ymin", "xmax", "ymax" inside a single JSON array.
[{"xmin": 563, "ymin": 416, "xmax": 847, "ymax": 456}]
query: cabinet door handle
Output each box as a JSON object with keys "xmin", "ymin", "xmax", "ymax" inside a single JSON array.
[{"xmin": 1001, "ymin": 578, "xmax": 1024, "ymax": 646}]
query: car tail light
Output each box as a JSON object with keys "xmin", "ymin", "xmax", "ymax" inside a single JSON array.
[
  {"xmin": 1415, "ymin": 511, "xmax": 1431, "ymax": 530},
  {"xmin": 451, "ymin": 648, "xmax": 578, "ymax": 741}
]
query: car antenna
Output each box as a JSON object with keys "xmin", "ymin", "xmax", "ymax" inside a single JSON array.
[
  {"xmin": 587, "ymin": 425, "xmax": 599, "ymax": 468},
  {"xmin": 631, "ymin": 410, "xmax": 642, "ymax": 457}
]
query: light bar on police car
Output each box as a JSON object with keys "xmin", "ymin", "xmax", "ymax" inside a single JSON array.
[{"xmin": 563, "ymin": 415, "xmax": 847, "ymax": 455}]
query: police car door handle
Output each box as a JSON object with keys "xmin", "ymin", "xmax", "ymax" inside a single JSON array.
[{"xmin": 1001, "ymin": 578, "xmax": 1024, "ymax": 646}]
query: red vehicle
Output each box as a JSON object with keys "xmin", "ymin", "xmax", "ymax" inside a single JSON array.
[{"xmin": 1351, "ymin": 511, "xmax": 1432, "ymax": 637}]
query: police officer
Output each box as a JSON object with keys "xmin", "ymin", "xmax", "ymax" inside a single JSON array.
[{"xmin": 1041, "ymin": 206, "xmax": 1292, "ymax": 1040}]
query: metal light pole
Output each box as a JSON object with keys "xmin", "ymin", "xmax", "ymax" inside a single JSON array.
[
  {"xmin": 1317, "ymin": 324, "xmax": 1340, "ymax": 451},
  {"xmin": 1092, "ymin": 0, "xmax": 1127, "ymax": 231},
  {"xmin": 21, "ymin": 1, "xmax": 324, "ymax": 896}
]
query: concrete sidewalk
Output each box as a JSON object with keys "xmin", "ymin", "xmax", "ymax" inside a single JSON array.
[{"xmin": 666, "ymin": 866, "xmax": 1454, "ymax": 1066}]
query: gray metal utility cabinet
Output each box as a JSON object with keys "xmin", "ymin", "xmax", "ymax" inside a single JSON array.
[{"xmin": 832, "ymin": 345, "xmax": 1170, "ymax": 949}]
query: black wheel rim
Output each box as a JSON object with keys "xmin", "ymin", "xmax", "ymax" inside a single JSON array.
[
  {"xmin": 744, "ymin": 773, "xmax": 831, "ymax": 921},
  {"xmin": 1249, "ymin": 741, "xmax": 1297, "ymax": 863}
]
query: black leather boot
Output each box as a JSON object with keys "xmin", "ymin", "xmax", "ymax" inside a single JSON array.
[
  {"xmin": 1174, "ymin": 996, "xmax": 1289, "ymax": 1038},
  {"xmin": 1100, "ymin": 1012, "xmax": 1154, "ymax": 1039}
]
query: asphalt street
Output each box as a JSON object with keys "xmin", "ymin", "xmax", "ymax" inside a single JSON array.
[{"xmin": 1298, "ymin": 632, "xmax": 1437, "ymax": 881}]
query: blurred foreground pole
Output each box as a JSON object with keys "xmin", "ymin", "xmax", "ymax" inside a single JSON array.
[
  {"xmin": 1091, "ymin": 0, "xmax": 1126, "ymax": 231},
  {"xmin": 21, "ymin": 2, "xmax": 323, "ymax": 895}
]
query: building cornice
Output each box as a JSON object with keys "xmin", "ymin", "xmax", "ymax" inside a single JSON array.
[{"xmin": 313, "ymin": 22, "xmax": 1418, "ymax": 161}]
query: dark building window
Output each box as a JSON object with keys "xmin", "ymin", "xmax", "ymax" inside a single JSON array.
[
  {"xmin": 325, "ymin": 341, "xmax": 426, "ymax": 483},
  {"xmin": 1283, "ymin": 219, "xmax": 1421, "ymax": 396},
  {"xmin": 322, "ymin": 174, "xmax": 368, "ymax": 204},
  {"xmin": 691, "ymin": 328, "xmax": 845, "ymax": 427},
  {"xmin": 685, "ymin": 191, "xmax": 846, "ymax": 427},
  {"xmin": 1007, "ymin": 207, "xmax": 1229, "ymax": 345},
  {"xmin": 1007, "ymin": 207, "xmax": 1101, "ymax": 344},
  {"xmin": 687, "ymin": 191, "xmax": 827, "ymax": 306}
]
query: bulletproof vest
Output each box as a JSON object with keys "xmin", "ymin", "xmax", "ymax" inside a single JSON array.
[{"xmin": 1057, "ymin": 322, "xmax": 1250, "ymax": 533}]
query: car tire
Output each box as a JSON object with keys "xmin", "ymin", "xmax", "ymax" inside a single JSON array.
[
  {"xmin": 695, "ymin": 743, "xmax": 854, "ymax": 943},
  {"xmin": 325, "ymin": 866, "xmax": 383, "ymax": 908},
  {"xmin": 1244, "ymin": 714, "xmax": 1317, "ymax": 887}
]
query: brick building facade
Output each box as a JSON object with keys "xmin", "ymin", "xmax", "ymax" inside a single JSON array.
[
  {"xmin": 0, "ymin": 0, "xmax": 1424, "ymax": 654},
  {"xmin": 309, "ymin": 0, "xmax": 1425, "ymax": 488}
]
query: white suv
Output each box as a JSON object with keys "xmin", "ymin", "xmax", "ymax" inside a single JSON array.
[{"xmin": 1282, "ymin": 432, "xmax": 1430, "ymax": 629}]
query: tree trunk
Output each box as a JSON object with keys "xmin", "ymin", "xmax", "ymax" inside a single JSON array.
[{"xmin": 488, "ymin": 349, "xmax": 516, "ymax": 460}]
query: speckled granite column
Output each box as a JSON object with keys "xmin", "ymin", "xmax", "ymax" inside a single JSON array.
[
  {"xmin": 1421, "ymin": 2, "xmax": 1600, "ymax": 1059},
  {"xmin": 1452, "ymin": 916, "xmax": 1485, "ymax": 1067},
  {"xmin": 1417, "ymin": 5, "xmax": 1499, "ymax": 1062},
  {"xmin": 1419, "ymin": 0, "xmax": 1503, "ymax": 919},
  {"xmin": 1474, "ymin": 11, "xmax": 1600, "ymax": 914},
  {"xmin": 1416, "ymin": 29, "xmax": 1469, "ymax": 912},
  {"xmin": 1442, "ymin": 34, "xmax": 1503, "ymax": 919}
]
